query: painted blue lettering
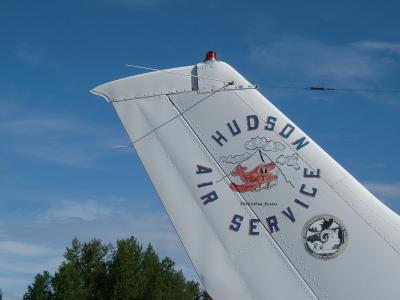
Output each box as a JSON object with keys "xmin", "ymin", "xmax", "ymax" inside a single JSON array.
[
  {"xmin": 229, "ymin": 214, "xmax": 244, "ymax": 232},
  {"xmin": 247, "ymin": 115, "xmax": 259, "ymax": 131},
  {"xmin": 294, "ymin": 198, "xmax": 309, "ymax": 208},
  {"xmin": 264, "ymin": 116, "xmax": 277, "ymax": 131},
  {"xmin": 249, "ymin": 219, "xmax": 260, "ymax": 235},
  {"xmin": 279, "ymin": 124, "xmax": 295, "ymax": 139},
  {"xmin": 292, "ymin": 136, "xmax": 310, "ymax": 150},
  {"xmin": 212, "ymin": 131, "xmax": 228, "ymax": 146},
  {"xmin": 196, "ymin": 165, "xmax": 212, "ymax": 174},
  {"xmin": 300, "ymin": 184, "xmax": 317, "ymax": 197},
  {"xmin": 266, "ymin": 216, "xmax": 279, "ymax": 233},
  {"xmin": 282, "ymin": 207, "xmax": 295, "ymax": 222},
  {"xmin": 201, "ymin": 191, "xmax": 219, "ymax": 205},
  {"xmin": 292, "ymin": 136, "xmax": 309, "ymax": 150},
  {"xmin": 304, "ymin": 168, "xmax": 321, "ymax": 178},
  {"xmin": 197, "ymin": 181, "xmax": 213, "ymax": 188},
  {"xmin": 227, "ymin": 120, "xmax": 241, "ymax": 136}
]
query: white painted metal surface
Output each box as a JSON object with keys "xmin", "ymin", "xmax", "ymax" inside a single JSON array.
[{"xmin": 91, "ymin": 55, "xmax": 400, "ymax": 300}]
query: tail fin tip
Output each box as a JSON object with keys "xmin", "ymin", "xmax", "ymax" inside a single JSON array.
[{"xmin": 90, "ymin": 88, "xmax": 111, "ymax": 103}]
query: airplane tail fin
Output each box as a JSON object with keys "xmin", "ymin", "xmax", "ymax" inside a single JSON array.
[{"xmin": 92, "ymin": 54, "xmax": 400, "ymax": 300}]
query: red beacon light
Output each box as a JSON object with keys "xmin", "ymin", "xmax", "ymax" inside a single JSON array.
[{"xmin": 204, "ymin": 50, "xmax": 217, "ymax": 61}]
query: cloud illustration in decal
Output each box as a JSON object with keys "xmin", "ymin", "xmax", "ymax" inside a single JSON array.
[
  {"xmin": 245, "ymin": 137, "xmax": 285, "ymax": 152},
  {"xmin": 276, "ymin": 153, "xmax": 301, "ymax": 170},
  {"xmin": 220, "ymin": 152, "xmax": 252, "ymax": 164}
]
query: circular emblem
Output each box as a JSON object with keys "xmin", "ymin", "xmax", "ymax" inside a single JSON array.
[{"xmin": 303, "ymin": 215, "xmax": 347, "ymax": 259}]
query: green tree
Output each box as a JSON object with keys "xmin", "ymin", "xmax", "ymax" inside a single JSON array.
[
  {"xmin": 110, "ymin": 237, "xmax": 143, "ymax": 300},
  {"xmin": 23, "ymin": 271, "xmax": 53, "ymax": 300},
  {"xmin": 138, "ymin": 244, "xmax": 162, "ymax": 300},
  {"xmin": 24, "ymin": 237, "xmax": 204, "ymax": 300},
  {"xmin": 52, "ymin": 262, "xmax": 88, "ymax": 300},
  {"xmin": 185, "ymin": 281, "xmax": 203, "ymax": 300},
  {"xmin": 54, "ymin": 238, "xmax": 111, "ymax": 300}
]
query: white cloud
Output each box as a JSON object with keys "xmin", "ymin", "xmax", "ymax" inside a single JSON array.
[
  {"xmin": 0, "ymin": 241, "xmax": 62, "ymax": 298},
  {"xmin": 1, "ymin": 260, "xmax": 66, "ymax": 300},
  {"xmin": 249, "ymin": 36, "xmax": 400, "ymax": 92},
  {"xmin": 249, "ymin": 36, "xmax": 400, "ymax": 108},
  {"xmin": 38, "ymin": 199, "xmax": 119, "ymax": 223},
  {"xmin": 250, "ymin": 36, "xmax": 383, "ymax": 80},
  {"xmin": 0, "ymin": 277, "xmax": 28, "ymax": 300},
  {"xmin": 0, "ymin": 277, "xmax": 27, "ymax": 288},
  {"xmin": 104, "ymin": 0, "xmax": 165, "ymax": 7},
  {"xmin": 0, "ymin": 110, "xmax": 129, "ymax": 168},
  {"xmin": 354, "ymin": 41, "xmax": 400, "ymax": 54},
  {"xmin": 276, "ymin": 153, "xmax": 300, "ymax": 170},
  {"xmin": 1, "ymin": 117, "xmax": 80, "ymax": 135},
  {"xmin": 354, "ymin": 162, "xmax": 386, "ymax": 169},
  {"xmin": 0, "ymin": 241, "xmax": 50, "ymax": 256},
  {"xmin": 245, "ymin": 137, "xmax": 285, "ymax": 152},
  {"xmin": 364, "ymin": 182, "xmax": 400, "ymax": 198},
  {"xmin": 220, "ymin": 152, "xmax": 252, "ymax": 164},
  {"xmin": 0, "ymin": 256, "xmax": 62, "ymax": 275},
  {"xmin": 15, "ymin": 43, "xmax": 44, "ymax": 67}
]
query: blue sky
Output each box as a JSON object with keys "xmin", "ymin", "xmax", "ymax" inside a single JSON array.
[{"xmin": 1, "ymin": 0, "xmax": 400, "ymax": 298}]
